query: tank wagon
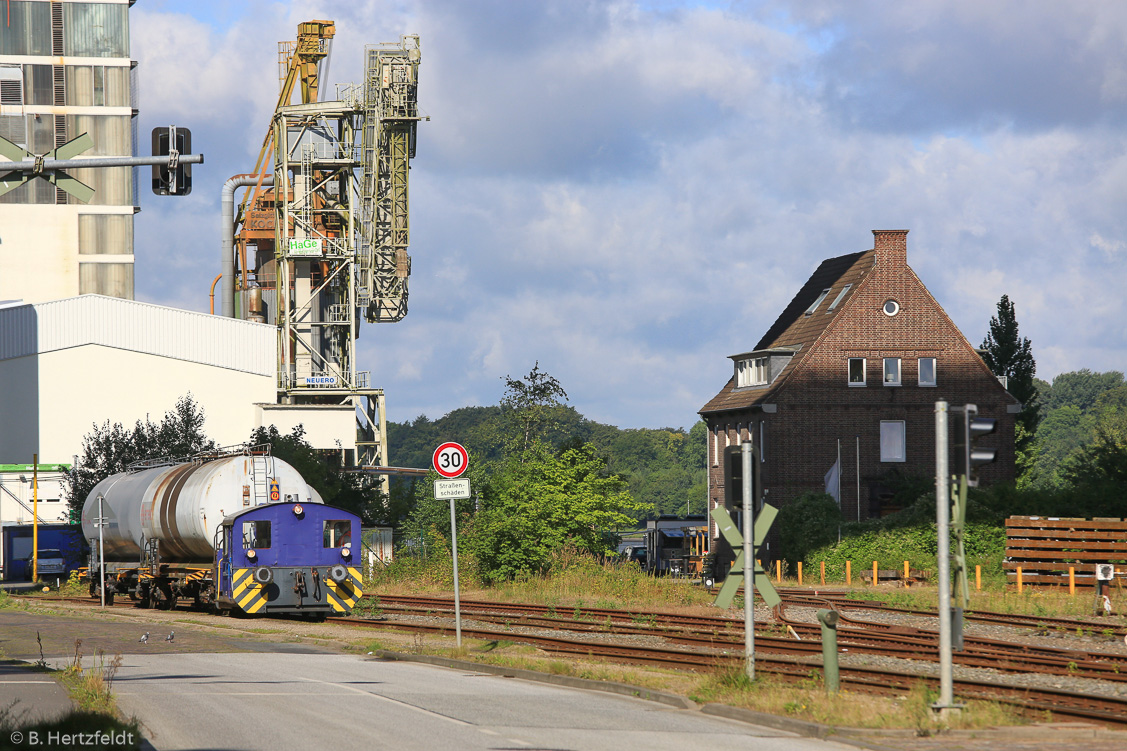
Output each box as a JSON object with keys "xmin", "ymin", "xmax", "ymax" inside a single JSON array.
[{"xmin": 81, "ymin": 447, "xmax": 362, "ymax": 617}]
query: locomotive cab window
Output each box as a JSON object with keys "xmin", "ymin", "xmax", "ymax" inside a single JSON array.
[
  {"xmin": 242, "ymin": 520, "xmax": 271, "ymax": 549},
  {"xmin": 324, "ymin": 520, "xmax": 352, "ymax": 548}
]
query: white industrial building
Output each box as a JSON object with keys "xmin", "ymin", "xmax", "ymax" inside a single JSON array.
[
  {"xmin": 0, "ymin": 0, "xmax": 138, "ymax": 304},
  {"xmin": 0, "ymin": 295, "xmax": 356, "ymax": 469}
]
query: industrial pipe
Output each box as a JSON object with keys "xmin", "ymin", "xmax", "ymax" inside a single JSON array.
[
  {"xmin": 220, "ymin": 174, "xmax": 273, "ymax": 318},
  {"xmin": 208, "ymin": 273, "xmax": 222, "ymax": 315}
]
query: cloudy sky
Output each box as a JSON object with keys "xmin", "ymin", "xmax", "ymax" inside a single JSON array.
[{"xmin": 131, "ymin": 0, "xmax": 1127, "ymax": 430}]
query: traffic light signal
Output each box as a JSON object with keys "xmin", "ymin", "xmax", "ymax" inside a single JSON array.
[
  {"xmin": 952, "ymin": 404, "xmax": 997, "ymax": 487},
  {"xmin": 151, "ymin": 126, "xmax": 192, "ymax": 195}
]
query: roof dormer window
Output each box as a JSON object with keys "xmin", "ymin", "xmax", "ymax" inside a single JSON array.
[
  {"xmin": 805, "ymin": 288, "xmax": 831, "ymax": 316},
  {"xmin": 736, "ymin": 357, "xmax": 768, "ymax": 387}
]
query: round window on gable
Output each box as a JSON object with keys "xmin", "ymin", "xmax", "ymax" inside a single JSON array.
[{"xmin": 882, "ymin": 299, "xmax": 900, "ymax": 316}]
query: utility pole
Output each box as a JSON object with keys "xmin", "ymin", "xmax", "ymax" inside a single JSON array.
[
  {"xmin": 933, "ymin": 401, "xmax": 963, "ymax": 717},
  {"xmin": 32, "ymin": 454, "xmax": 38, "ymax": 582}
]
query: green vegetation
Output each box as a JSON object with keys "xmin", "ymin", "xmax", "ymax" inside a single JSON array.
[
  {"xmin": 64, "ymin": 395, "xmax": 216, "ymax": 520},
  {"xmin": 392, "ymin": 365, "xmax": 656, "ymax": 582},
  {"xmin": 387, "ymin": 365, "xmax": 706, "ymax": 523},
  {"xmin": 689, "ymin": 671, "xmax": 1022, "ymax": 731},
  {"xmin": 1023, "ymin": 369, "xmax": 1126, "ymax": 493}
]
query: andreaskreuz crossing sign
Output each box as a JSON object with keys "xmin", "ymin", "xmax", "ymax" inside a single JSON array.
[{"xmin": 432, "ymin": 442, "xmax": 469, "ymax": 478}]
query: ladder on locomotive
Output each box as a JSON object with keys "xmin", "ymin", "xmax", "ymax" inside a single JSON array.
[{"xmin": 249, "ymin": 453, "xmax": 275, "ymax": 505}]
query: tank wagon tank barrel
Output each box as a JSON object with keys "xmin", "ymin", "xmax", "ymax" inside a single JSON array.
[{"xmin": 81, "ymin": 450, "xmax": 321, "ymax": 561}]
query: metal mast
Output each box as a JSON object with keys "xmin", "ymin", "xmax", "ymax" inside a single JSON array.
[{"xmin": 268, "ymin": 34, "xmax": 422, "ymax": 471}]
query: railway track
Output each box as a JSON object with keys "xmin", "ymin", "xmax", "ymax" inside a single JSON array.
[
  {"xmin": 372, "ymin": 595, "xmax": 1127, "ymax": 684},
  {"xmin": 334, "ymin": 614, "xmax": 1127, "ymax": 728}
]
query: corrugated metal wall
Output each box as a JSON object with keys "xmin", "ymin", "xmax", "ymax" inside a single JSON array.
[{"xmin": 0, "ymin": 296, "xmax": 275, "ymax": 376}]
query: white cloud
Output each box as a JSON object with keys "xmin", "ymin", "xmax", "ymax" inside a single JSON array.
[{"xmin": 129, "ymin": 0, "xmax": 1127, "ymax": 430}]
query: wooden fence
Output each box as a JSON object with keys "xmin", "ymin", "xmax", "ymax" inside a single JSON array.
[{"xmin": 1005, "ymin": 516, "xmax": 1127, "ymax": 587}]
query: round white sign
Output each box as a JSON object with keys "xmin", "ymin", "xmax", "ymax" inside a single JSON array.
[{"xmin": 432, "ymin": 442, "xmax": 469, "ymax": 479}]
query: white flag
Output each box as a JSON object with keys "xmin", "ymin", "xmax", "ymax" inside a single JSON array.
[{"xmin": 824, "ymin": 458, "xmax": 841, "ymax": 506}]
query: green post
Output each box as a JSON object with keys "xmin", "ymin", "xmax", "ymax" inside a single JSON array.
[{"xmin": 817, "ymin": 608, "xmax": 840, "ymax": 694}]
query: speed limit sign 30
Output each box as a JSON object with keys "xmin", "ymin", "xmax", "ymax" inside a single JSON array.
[{"xmin": 432, "ymin": 442, "xmax": 469, "ymax": 478}]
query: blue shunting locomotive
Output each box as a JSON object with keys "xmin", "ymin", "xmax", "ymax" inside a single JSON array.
[{"xmin": 215, "ymin": 501, "xmax": 363, "ymax": 616}]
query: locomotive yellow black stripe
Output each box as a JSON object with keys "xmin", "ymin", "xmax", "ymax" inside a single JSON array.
[
  {"xmin": 232, "ymin": 568, "xmax": 268, "ymax": 614},
  {"xmin": 325, "ymin": 567, "xmax": 363, "ymax": 612}
]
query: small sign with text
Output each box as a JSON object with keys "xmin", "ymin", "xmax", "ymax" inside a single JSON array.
[{"xmin": 435, "ymin": 478, "xmax": 471, "ymax": 500}]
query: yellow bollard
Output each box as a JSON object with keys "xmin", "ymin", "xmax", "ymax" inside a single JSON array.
[
  {"xmin": 776, "ymin": 559, "xmax": 782, "ymax": 583},
  {"xmin": 903, "ymin": 560, "xmax": 910, "ymax": 588},
  {"xmin": 873, "ymin": 560, "xmax": 878, "ymax": 586},
  {"xmin": 976, "ymin": 565, "xmax": 981, "ymax": 591},
  {"xmin": 1069, "ymin": 567, "xmax": 1075, "ymax": 596},
  {"xmin": 846, "ymin": 560, "xmax": 851, "ymax": 586},
  {"xmin": 1017, "ymin": 567, "xmax": 1023, "ymax": 593},
  {"xmin": 820, "ymin": 561, "xmax": 826, "ymax": 585},
  {"xmin": 798, "ymin": 561, "xmax": 803, "ymax": 586}
]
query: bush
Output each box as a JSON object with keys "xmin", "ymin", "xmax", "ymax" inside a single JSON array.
[{"xmin": 776, "ymin": 492, "xmax": 842, "ymax": 566}]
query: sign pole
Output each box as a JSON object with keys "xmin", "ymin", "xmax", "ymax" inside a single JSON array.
[
  {"xmin": 449, "ymin": 496, "xmax": 462, "ymax": 647},
  {"xmin": 934, "ymin": 401, "xmax": 956, "ymax": 713},
  {"xmin": 97, "ymin": 494, "xmax": 106, "ymax": 608},
  {"xmin": 32, "ymin": 454, "xmax": 39, "ymax": 583},
  {"xmin": 432, "ymin": 442, "xmax": 470, "ymax": 649},
  {"xmin": 741, "ymin": 441, "xmax": 755, "ymax": 681}
]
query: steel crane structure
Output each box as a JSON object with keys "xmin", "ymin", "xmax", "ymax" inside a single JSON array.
[{"xmin": 227, "ymin": 23, "xmax": 423, "ymax": 473}]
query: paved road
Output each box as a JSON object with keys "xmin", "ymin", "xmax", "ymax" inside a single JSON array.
[{"xmin": 113, "ymin": 653, "xmax": 853, "ymax": 751}]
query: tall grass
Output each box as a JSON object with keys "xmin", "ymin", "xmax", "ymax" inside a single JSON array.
[{"xmin": 367, "ymin": 545, "xmax": 713, "ymax": 611}]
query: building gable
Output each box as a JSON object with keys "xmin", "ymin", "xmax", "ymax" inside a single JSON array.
[{"xmin": 778, "ymin": 230, "xmax": 1015, "ymax": 404}]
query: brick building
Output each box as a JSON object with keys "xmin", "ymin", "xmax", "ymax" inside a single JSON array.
[{"xmin": 699, "ymin": 230, "xmax": 1019, "ymax": 547}]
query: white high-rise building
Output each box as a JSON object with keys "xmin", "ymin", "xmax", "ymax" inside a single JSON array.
[{"xmin": 0, "ymin": 0, "xmax": 136, "ymax": 303}]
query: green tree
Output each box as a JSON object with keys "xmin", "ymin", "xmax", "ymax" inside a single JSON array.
[
  {"xmin": 1041, "ymin": 370, "xmax": 1126, "ymax": 414},
  {"xmin": 980, "ymin": 294, "xmax": 1038, "ymax": 431},
  {"xmin": 64, "ymin": 395, "xmax": 216, "ymax": 519},
  {"xmin": 469, "ymin": 441, "xmax": 652, "ymax": 582},
  {"xmin": 777, "ymin": 492, "xmax": 842, "ymax": 567},
  {"xmin": 1060, "ymin": 408, "xmax": 1127, "ymax": 487},
  {"xmin": 500, "ymin": 362, "xmax": 568, "ymax": 458}
]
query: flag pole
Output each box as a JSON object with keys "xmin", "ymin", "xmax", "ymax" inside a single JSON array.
[{"xmin": 856, "ymin": 435, "xmax": 861, "ymax": 522}]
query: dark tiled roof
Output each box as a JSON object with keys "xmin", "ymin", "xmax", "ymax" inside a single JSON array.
[{"xmin": 700, "ymin": 250, "xmax": 873, "ymax": 415}]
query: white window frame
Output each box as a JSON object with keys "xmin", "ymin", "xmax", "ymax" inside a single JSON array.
[
  {"xmin": 883, "ymin": 357, "xmax": 901, "ymax": 386},
  {"xmin": 736, "ymin": 357, "xmax": 768, "ymax": 387},
  {"xmin": 848, "ymin": 358, "xmax": 866, "ymax": 386},
  {"xmin": 880, "ymin": 421, "xmax": 906, "ymax": 462},
  {"xmin": 918, "ymin": 357, "xmax": 937, "ymax": 387}
]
